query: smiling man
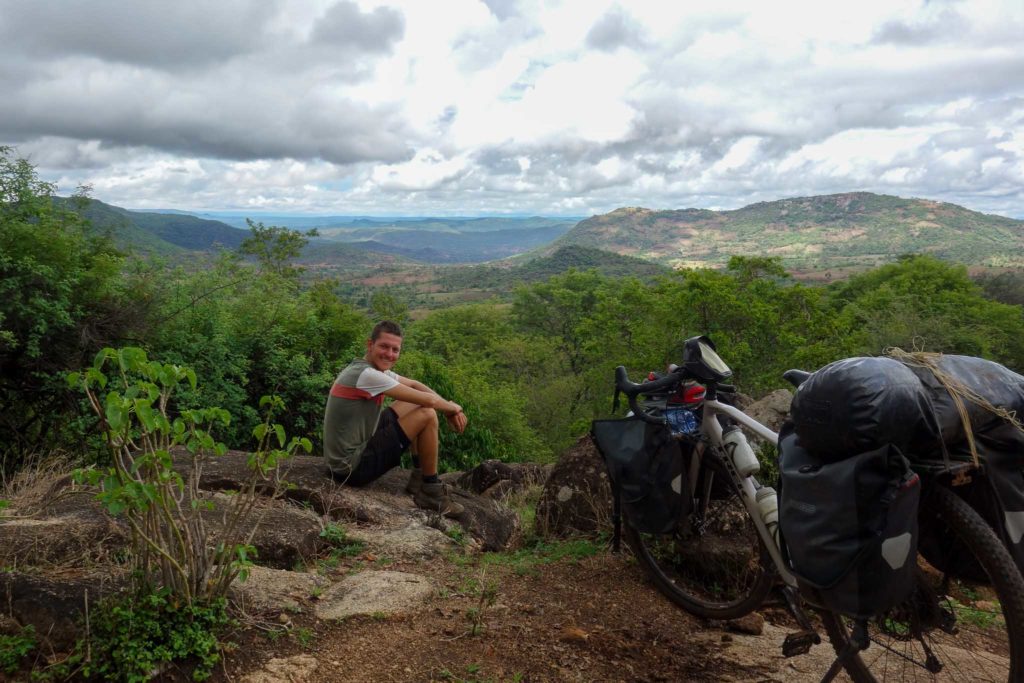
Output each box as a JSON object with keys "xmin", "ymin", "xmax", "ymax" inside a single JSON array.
[{"xmin": 323, "ymin": 320, "xmax": 467, "ymax": 517}]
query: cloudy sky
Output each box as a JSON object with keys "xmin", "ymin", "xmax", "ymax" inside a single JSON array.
[{"xmin": 3, "ymin": 0, "xmax": 1023, "ymax": 217}]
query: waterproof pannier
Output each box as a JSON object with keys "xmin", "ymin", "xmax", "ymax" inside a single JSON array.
[
  {"xmin": 591, "ymin": 418, "xmax": 689, "ymax": 534},
  {"xmin": 779, "ymin": 425, "xmax": 921, "ymax": 619}
]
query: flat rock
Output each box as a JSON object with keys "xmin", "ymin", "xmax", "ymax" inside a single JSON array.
[
  {"xmin": 456, "ymin": 460, "xmax": 550, "ymax": 500},
  {"xmin": 230, "ymin": 566, "xmax": 329, "ymax": 614},
  {"xmin": 315, "ymin": 570, "xmax": 433, "ymax": 621},
  {"xmin": 213, "ymin": 501, "xmax": 325, "ymax": 570},
  {"xmin": 241, "ymin": 654, "xmax": 319, "ymax": 683},
  {"xmin": 345, "ymin": 520, "xmax": 458, "ymax": 560},
  {"xmin": 0, "ymin": 513, "xmax": 127, "ymax": 568}
]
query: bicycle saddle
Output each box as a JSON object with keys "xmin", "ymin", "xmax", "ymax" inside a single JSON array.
[{"xmin": 782, "ymin": 369, "xmax": 812, "ymax": 387}]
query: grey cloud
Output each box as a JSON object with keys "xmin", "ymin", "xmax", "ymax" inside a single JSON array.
[
  {"xmin": 0, "ymin": 64, "xmax": 415, "ymax": 165},
  {"xmin": 311, "ymin": 1, "xmax": 404, "ymax": 53},
  {"xmin": 11, "ymin": 137, "xmax": 131, "ymax": 171},
  {"xmin": 0, "ymin": 0, "xmax": 280, "ymax": 68},
  {"xmin": 872, "ymin": 8, "xmax": 965, "ymax": 45},
  {"xmin": 480, "ymin": 0, "xmax": 520, "ymax": 21},
  {"xmin": 586, "ymin": 7, "xmax": 648, "ymax": 52}
]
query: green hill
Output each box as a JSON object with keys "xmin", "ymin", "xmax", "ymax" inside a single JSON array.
[
  {"xmin": 57, "ymin": 198, "xmax": 248, "ymax": 255},
  {"xmin": 556, "ymin": 192, "xmax": 1024, "ymax": 271},
  {"xmin": 435, "ymin": 245, "xmax": 670, "ymax": 293}
]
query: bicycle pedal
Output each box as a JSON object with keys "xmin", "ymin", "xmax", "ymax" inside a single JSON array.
[{"xmin": 782, "ymin": 630, "xmax": 820, "ymax": 657}]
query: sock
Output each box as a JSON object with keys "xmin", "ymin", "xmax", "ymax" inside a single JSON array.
[
  {"xmin": 423, "ymin": 474, "xmax": 440, "ymax": 484},
  {"xmin": 411, "ymin": 455, "xmax": 421, "ymax": 469}
]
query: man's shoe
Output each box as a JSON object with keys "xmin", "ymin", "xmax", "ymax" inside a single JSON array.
[
  {"xmin": 413, "ymin": 481, "xmax": 465, "ymax": 518},
  {"xmin": 405, "ymin": 468, "xmax": 423, "ymax": 495}
]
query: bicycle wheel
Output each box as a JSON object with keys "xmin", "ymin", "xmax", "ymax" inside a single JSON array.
[
  {"xmin": 624, "ymin": 452, "xmax": 774, "ymax": 619},
  {"xmin": 821, "ymin": 484, "xmax": 1024, "ymax": 682}
]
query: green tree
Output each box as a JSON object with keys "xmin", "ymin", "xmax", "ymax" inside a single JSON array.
[
  {"xmin": 831, "ymin": 255, "xmax": 1024, "ymax": 367},
  {"xmin": 370, "ymin": 290, "xmax": 410, "ymax": 327},
  {"xmin": 0, "ymin": 148, "xmax": 134, "ymax": 470},
  {"xmin": 238, "ymin": 219, "xmax": 317, "ymax": 278}
]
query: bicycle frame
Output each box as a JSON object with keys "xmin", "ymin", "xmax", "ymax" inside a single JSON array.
[{"xmin": 697, "ymin": 397, "xmax": 799, "ymax": 588}]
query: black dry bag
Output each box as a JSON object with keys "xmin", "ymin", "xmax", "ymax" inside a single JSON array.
[
  {"xmin": 591, "ymin": 418, "xmax": 689, "ymax": 534},
  {"xmin": 779, "ymin": 425, "xmax": 921, "ymax": 620}
]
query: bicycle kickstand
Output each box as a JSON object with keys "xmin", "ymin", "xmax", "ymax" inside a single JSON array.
[{"xmin": 818, "ymin": 621, "xmax": 869, "ymax": 683}]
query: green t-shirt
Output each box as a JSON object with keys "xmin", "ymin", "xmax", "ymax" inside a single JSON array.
[{"xmin": 323, "ymin": 358, "xmax": 399, "ymax": 474}]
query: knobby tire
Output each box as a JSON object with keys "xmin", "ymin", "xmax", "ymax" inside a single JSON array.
[{"xmin": 625, "ymin": 452, "xmax": 774, "ymax": 619}]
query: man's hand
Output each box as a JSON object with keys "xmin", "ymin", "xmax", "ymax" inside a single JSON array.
[{"xmin": 446, "ymin": 408, "xmax": 468, "ymax": 434}]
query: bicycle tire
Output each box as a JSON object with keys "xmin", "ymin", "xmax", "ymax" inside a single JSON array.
[
  {"xmin": 624, "ymin": 453, "xmax": 774, "ymax": 619},
  {"xmin": 820, "ymin": 484, "xmax": 1024, "ymax": 682}
]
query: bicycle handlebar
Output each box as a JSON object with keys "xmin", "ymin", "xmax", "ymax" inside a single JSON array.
[
  {"xmin": 614, "ymin": 366, "xmax": 685, "ymax": 425},
  {"xmin": 613, "ymin": 365, "xmax": 739, "ymax": 424},
  {"xmin": 614, "ymin": 366, "xmax": 685, "ymax": 396}
]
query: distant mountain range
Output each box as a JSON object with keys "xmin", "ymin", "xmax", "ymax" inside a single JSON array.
[
  {"xmin": 68, "ymin": 199, "xmax": 576, "ymax": 263},
  {"xmin": 64, "ymin": 192, "xmax": 1024, "ymax": 275},
  {"xmin": 554, "ymin": 192, "xmax": 1024, "ymax": 272}
]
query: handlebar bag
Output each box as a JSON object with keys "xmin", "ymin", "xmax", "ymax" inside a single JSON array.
[
  {"xmin": 778, "ymin": 424, "xmax": 920, "ymax": 620},
  {"xmin": 591, "ymin": 418, "xmax": 690, "ymax": 534}
]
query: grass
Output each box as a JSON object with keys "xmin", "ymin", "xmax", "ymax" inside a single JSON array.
[
  {"xmin": 292, "ymin": 627, "xmax": 316, "ymax": 649},
  {"xmin": 952, "ymin": 598, "xmax": 1004, "ymax": 629},
  {"xmin": 453, "ymin": 537, "xmax": 604, "ymax": 576},
  {"xmin": 317, "ymin": 522, "xmax": 367, "ymax": 572}
]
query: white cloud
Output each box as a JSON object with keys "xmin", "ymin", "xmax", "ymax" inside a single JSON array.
[{"xmin": 1, "ymin": 0, "xmax": 1022, "ymax": 218}]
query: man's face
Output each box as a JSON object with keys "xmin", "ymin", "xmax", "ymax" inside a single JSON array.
[{"xmin": 366, "ymin": 332, "xmax": 402, "ymax": 371}]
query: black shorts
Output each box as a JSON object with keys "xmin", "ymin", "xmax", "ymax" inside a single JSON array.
[{"xmin": 334, "ymin": 407, "xmax": 411, "ymax": 487}]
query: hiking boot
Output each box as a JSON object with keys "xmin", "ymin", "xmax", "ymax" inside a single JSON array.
[
  {"xmin": 413, "ymin": 480, "xmax": 465, "ymax": 518},
  {"xmin": 405, "ymin": 467, "xmax": 423, "ymax": 495}
]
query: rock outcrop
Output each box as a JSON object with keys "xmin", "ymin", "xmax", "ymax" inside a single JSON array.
[
  {"xmin": 0, "ymin": 452, "xmax": 520, "ymax": 650},
  {"xmin": 534, "ymin": 436, "xmax": 612, "ymax": 537}
]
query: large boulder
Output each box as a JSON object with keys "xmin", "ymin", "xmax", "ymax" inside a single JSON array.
[
  {"xmin": 534, "ymin": 436, "xmax": 612, "ymax": 537},
  {"xmin": 0, "ymin": 571, "xmax": 126, "ymax": 650},
  {"xmin": 455, "ymin": 460, "xmax": 551, "ymax": 501},
  {"xmin": 26, "ymin": 487, "xmax": 325, "ymax": 571},
  {"xmin": 743, "ymin": 389, "xmax": 793, "ymax": 445},
  {"xmin": 0, "ymin": 498, "xmax": 128, "ymax": 567}
]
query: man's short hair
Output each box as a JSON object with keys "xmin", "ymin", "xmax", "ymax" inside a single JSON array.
[{"xmin": 370, "ymin": 320, "xmax": 403, "ymax": 341}]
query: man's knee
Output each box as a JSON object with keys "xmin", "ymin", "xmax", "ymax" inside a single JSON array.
[{"xmin": 400, "ymin": 405, "xmax": 437, "ymax": 436}]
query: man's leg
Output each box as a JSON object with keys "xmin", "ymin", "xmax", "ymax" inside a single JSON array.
[
  {"xmin": 391, "ymin": 400, "xmax": 440, "ymax": 475},
  {"xmin": 390, "ymin": 400, "xmax": 463, "ymax": 517}
]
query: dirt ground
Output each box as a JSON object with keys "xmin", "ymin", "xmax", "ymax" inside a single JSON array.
[{"xmin": 188, "ymin": 545, "xmax": 825, "ymax": 683}]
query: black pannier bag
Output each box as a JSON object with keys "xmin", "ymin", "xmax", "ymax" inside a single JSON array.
[
  {"xmin": 591, "ymin": 418, "xmax": 690, "ymax": 534},
  {"xmin": 778, "ymin": 425, "xmax": 921, "ymax": 619},
  {"xmin": 900, "ymin": 354, "xmax": 1024, "ymax": 577},
  {"xmin": 789, "ymin": 356, "xmax": 940, "ymax": 460}
]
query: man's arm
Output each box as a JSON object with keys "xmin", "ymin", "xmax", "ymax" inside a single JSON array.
[
  {"xmin": 385, "ymin": 377, "xmax": 461, "ymax": 415},
  {"xmin": 398, "ymin": 376, "xmax": 437, "ymax": 395},
  {"xmin": 385, "ymin": 375, "xmax": 468, "ymax": 434}
]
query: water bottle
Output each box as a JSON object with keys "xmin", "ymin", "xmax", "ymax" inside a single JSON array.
[
  {"xmin": 665, "ymin": 407, "xmax": 700, "ymax": 435},
  {"xmin": 722, "ymin": 426, "xmax": 760, "ymax": 477},
  {"xmin": 756, "ymin": 486, "xmax": 780, "ymax": 547}
]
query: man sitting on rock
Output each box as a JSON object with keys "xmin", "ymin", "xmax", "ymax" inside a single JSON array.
[{"xmin": 324, "ymin": 320, "xmax": 467, "ymax": 517}]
